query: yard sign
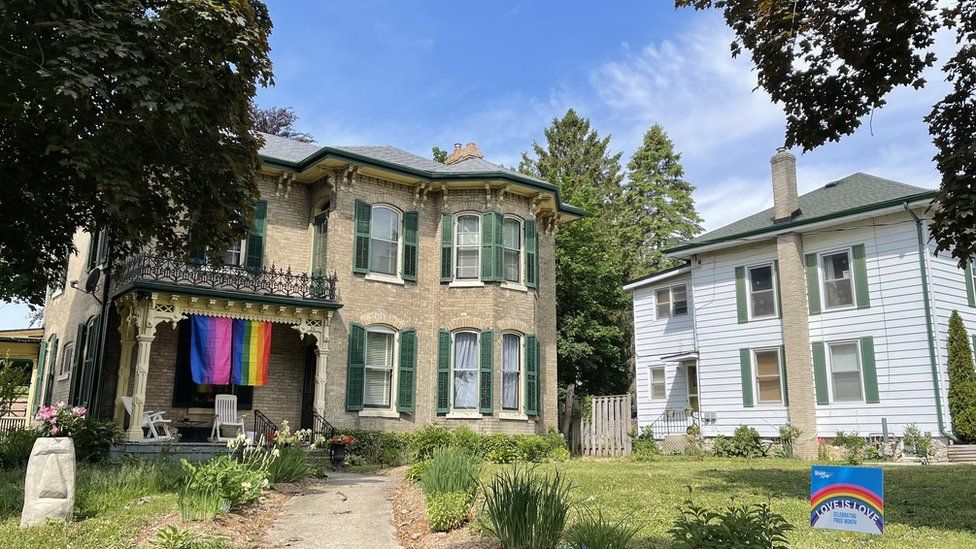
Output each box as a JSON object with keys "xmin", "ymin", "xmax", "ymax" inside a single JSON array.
[{"xmin": 810, "ymin": 465, "xmax": 884, "ymax": 535}]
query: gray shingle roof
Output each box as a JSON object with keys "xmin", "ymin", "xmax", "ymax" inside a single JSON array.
[
  {"xmin": 257, "ymin": 132, "xmax": 320, "ymax": 163},
  {"xmin": 676, "ymin": 172, "xmax": 934, "ymax": 250}
]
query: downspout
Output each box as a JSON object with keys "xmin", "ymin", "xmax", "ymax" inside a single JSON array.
[{"xmin": 903, "ymin": 202, "xmax": 959, "ymax": 442}]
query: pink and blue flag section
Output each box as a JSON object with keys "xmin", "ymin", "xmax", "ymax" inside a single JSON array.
[{"xmin": 190, "ymin": 315, "xmax": 272, "ymax": 387}]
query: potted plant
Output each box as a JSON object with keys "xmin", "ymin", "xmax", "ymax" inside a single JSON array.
[
  {"xmin": 21, "ymin": 402, "xmax": 86, "ymax": 527},
  {"xmin": 328, "ymin": 434, "xmax": 356, "ymax": 466}
]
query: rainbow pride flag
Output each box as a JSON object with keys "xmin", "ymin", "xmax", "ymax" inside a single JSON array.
[{"xmin": 189, "ymin": 315, "xmax": 271, "ymax": 387}]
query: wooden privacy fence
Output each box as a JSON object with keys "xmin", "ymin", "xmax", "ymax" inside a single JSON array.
[{"xmin": 577, "ymin": 394, "xmax": 632, "ymax": 457}]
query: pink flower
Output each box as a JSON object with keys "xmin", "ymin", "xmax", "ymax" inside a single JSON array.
[
  {"xmin": 50, "ymin": 427, "xmax": 58, "ymax": 436},
  {"xmin": 71, "ymin": 406, "xmax": 86, "ymax": 417}
]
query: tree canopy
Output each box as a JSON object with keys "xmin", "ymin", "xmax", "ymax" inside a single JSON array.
[
  {"xmin": 0, "ymin": 0, "xmax": 274, "ymax": 304},
  {"xmin": 251, "ymin": 105, "xmax": 315, "ymax": 142},
  {"xmin": 677, "ymin": 0, "xmax": 975, "ymax": 265}
]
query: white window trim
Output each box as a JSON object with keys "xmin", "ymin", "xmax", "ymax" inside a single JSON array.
[
  {"xmin": 449, "ymin": 329, "xmax": 480, "ymax": 414},
  {"xmin": 500, "ymin": 331, "xmax": 524, "ymax": 413},
  {"xmin": 649, "ymin": 366, "xmax": 666, "ymax": 400},
  {"xmin": 361, "ymin": 325, "xmax": 398, "ymax": 411},
  {"xmin": 684, "ymin": 361, "xmax": 699, "ymax": 410},
  {"xmin": 449, "ymin": 279, "xmax": 485, "ymax": 288},
  {"xmin": 57, "ymin": 343, "xmax": 74, "ymax": 381},
  {"xmin": 502, "ymin": 215, "xmax": 524, "ymax": 285},
  {"xmin": 454, "ymin": 212, "xmax": 481, "ymax": 281},
  {"xmin": 368, "ymin": 204, "xmax": 404, "ymax": 281},
  {"xmin": 818, "ymin": 247, "xmax": 858, "ymax": 312},
  {"xmin": 826, "ymin": 339, "xmax": 865, "ymax": 403},
  {"xmin": 654, "ymin": 284, "xmax": 689, "ymax": 320},
  {"xmin": 745, "ymin": 262, "xmax": 778, "ymax": 320},
  {"xmin": 752, "ymin": 347, "xmax": 785, "ymax": 406}
]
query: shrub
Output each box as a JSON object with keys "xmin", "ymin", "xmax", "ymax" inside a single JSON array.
[
  {"xmin": 405, "ymin": 460, "xmax": 427, "ymax": 483},
  {"xmin": 631, "ymin": 426, "xmax": 660, "ymax": 462},
  {"xmin": 479, "ymin": 465, "xmax": 572, "ymax": 549},
  {"xmin": 425, "ymin": 491, "xmax": 471, "ymax": 532},
  {"xmin": 712, "ymin": 426, "xmax": 764, "ymax": 458},
  {"xmin": 152, "ymin": 524, "xmax": 230, "ymax": 548},
  {"xmin": 181, "ymin": 456, "xmax": 267, "ymax": 509},
  {"xmin": 833, "ymin": 431, "xmax": 867, "ymax": 465},
  {"xmin": 564, "ymin": 507, "xmax": 641, "ymax": 549},
  {"xmin": 947, "ymin": 311, "xmax": 976, "ymax": 442},
  {"xmin": 480, "ymin": 435, "xmax": 524, "ymax": 463},
  {"xmin": 0, "ymin": 426, "xmax": 40, "ymax": 468},
  {"xmin": 777, "ymin": 425, "xmax": 801, "ymax": 458},
  {"xmin": 72, "ymin": 418, "xmax": 123, "ymax": 463},
  {"xmin": 517, "ymin": 435, "xmax": 556, "ymax": 463},
  {"xmin": 669, "ymin": 501, "xmax": 793, "ymax": 548},
  {"xmin": 451, "ymin": 426, "xmax": 482, "ymax": 455},
  {"xmin": 266, "ymin": 445, "xmax": 315, "ymax": 483},
  {"xmin": 902, "ymin": 424, "xmax": 934, "ymax": 462},
  {"xmin": 409, "ymin": 424, "xmax": 455, "ymax": 462},
  {"xmin": 421, "ymin": 447, "xmax": 481, "ymax": 496},
  {"xmin": 342, "ymin": 429, "xmax": 409, "ymax": 466},
  {"xmin": 549, "ymin": 446, "xmax": 571, "ymax": 462}
]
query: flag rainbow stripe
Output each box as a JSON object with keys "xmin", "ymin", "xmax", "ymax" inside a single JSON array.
[{"xmin": 232, "ymin": 319, "xmax": 271, "ymax": 386}]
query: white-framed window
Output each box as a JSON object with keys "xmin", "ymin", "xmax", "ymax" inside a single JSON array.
[
  {"xmin": 502, "ymin": 217, "xmax": 522, "ymax": 283},
  {"xmin": 649, "ymin": 367, "xmax": 665, "ymax": 400},
  {"xmin": 364, "ymin": 326, "xmax": 395, "ymax": 408},
  {"xmin": 655, "ymin": 284, "xmax": 688, "ymax": 319},
  {"xmin": 821, "ymin": 250, "xmax": 855, "ymax": 309},
  {"xmin": 369, "ymin": 205, "xmax": 401, "ymax": 276},
  {"xmin": 753, "ymin": 348, "xmax": 783, "ymax": 404},
  {"xmin": 828, "ymin": 340, "xmax": 863, "ymax": 402},
  {"xmin": 747, "ymin": 264, "xmax": 777, "ymax": 318},
  {"xmin": 455, "ymin": 214, "xmax": 480, "ymax": 280},
  {"xmin": 59, "ymin": 343, "xmax": 75, "ymax": 379},
  {"xmin": 502, "ymin": 333, "xmax": 521, "ymax": 410},
  {"xmin": 221, "ymin": 240, "xmax": 245, "ymax": 267},
  {"xmin": 452, "ymin": 330, "xmax": 480, "ymax": 410}
]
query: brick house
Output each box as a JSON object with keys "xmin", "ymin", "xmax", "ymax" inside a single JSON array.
[{"xmin": 36, "ymin": 136, "xmax": 582, "ymax": 441}]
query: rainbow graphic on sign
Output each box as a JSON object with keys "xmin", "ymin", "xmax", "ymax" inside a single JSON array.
[{"xmin": 810, "ymin": 466, "xmax": 884, "ymax": 535}]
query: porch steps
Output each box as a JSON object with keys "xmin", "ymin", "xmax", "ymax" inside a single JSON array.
[
  {"xmin": 948, "ymin": 444, "xmax": 976, "ymax": 464},
  {"xmin": 660, "ymin": 434, "xmax": 692, "ymax": 455}
]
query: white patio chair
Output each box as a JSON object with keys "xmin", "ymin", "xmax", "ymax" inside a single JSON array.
[
  {"xmin": 121, "ymin": 396, "xmax": 173, "ymax": 441},
  {"xmin": 211, "ymin": 394, "xmax": 246, "ymax": 442}
]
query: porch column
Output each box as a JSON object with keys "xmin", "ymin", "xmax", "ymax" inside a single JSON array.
[
  {"xmin": 126, "ymin": 333, "xmax": 155, "ymax": 442},
  {"xmin": 113, "ymin": 321, "xmax": 136, "ymax": 426},
  {"xmin": 313, "ymin": 345, "xmax": 328, "ymax": 416}
]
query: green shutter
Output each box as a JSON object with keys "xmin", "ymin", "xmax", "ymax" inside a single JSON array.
[
  {"xmin": 805, "ymin": 253, "xmax": 822, "ymax": 315},
  {"xmin": 96, "ymin": 229, "xmax": 109, "ymax": 266},
  {"xmin": 85, "ymin": 231, "xmax": 98, "ymax": 271},
  {"xmin": 860, "ymin": 336, "xmax": 879, "ymax": 404},
  {"xmin": 32, "ymin": 341, "xmax": 47, "ymax": 414},
  {"xmin": 852, "ymin": 244, "xmax": 871, "ymax": 309},
  {"xmin": 402, "ymin": 211, "xmax": 418, "ymax": 281},
  {"xmin": 812, "ymin": 342, "xmax": 829, "ymax": 405},
  {"xmin": 779, "ymin": 345, "xmax": 789, "ymax": 406},
  {"xmin": 479, "ymin": 331, "xmax": 494, "ymax": 414},
  {"xmin": 481, "ymin": 212, "xmax": 496, "ymax": 282},
  {"xmin": 525, "ymin": 220, "xmax": 538, "ymax": 289},
  {"xmin": 353, "ymin": 200, "xmax": 371, "ymax": 274},
  {"xmin": 525, "ymin": 335, "xmax": 538, "ymax": 416},
  {"xmin": 345, "ymin": 324, "xmax": 366, "ymax": 411},
  {"xmin": 966, "ymin": 263, "xmax": 975, "ymax": 307},
  {"xmin": 735, "ymin": 266, "xmax": 748, "ymax": 323},
  {"xmin": 40, "ymin": 336, "xmax": 57, "ymax": 410},
  {"xmin": 244, "ymin": 200, "xmax": 267, "ymax": 271},
  {"xmin": 397, "ymin": 329, "xmax": 416, "ymax": 413},
  {"xmin": 437, "ymin": 330, "xmax": 451, "ymax": 414},
  {"xmin": 773, "ymin": 260, "xmax": 783, "ymax": 318},
  {"xmin": 80, "ymin": 315, "xmax": 101, "ymax": 405},
  {"xmin": 68, "ymin": 323, "xmax": 86, "ymax": 405},
  {"xmin": 187, "ymin": 230, "xmax": 206, "ymax": 264},
  {"xmin": 739, "ymin": 348, "xmax": 754, "ymax": 408},
  {"xmin": 440, "ymin": 213, "xmax": 453, "ymax": 283},
  {"xmin": 493, "ymin": 213, "xmax": 504, "ymax": 282}
]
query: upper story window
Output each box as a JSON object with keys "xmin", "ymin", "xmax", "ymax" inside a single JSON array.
[
  {"xmin": 221, "ymin": 240, "xmax": 245, "ymax": 267},
  {"xmin": 822, "ymin": 250, "xmax": 854, "ymax": 309},
  {"xmin": 748, "ymin": 264, "xmax": 777, "ymax": 318},
  {"xmin": 59, "ymin": 343, "xmax": 75, "ymax": 378},
  {"xmin": 86, "ymin": 229, "xmax": 109, "ymax": 272},
  {"xmin": 502, "ymin": 217, "xmax": 522, "ymax": 283},
  {"xmin": 364, "ymin": 326, "xmax": 395, "ymax": 408},
  {"xmin": 369, "ymin": 206, "xmax": 400, "ymax": 276},
  {"xmin": 452, "ymin": 330, "xmax": 480, "ymax": 410},
  {"xmin": 455, "ymin": 214, "xmax": 481, "ymax": 280},
  {"xmin": 502, "ymin": 333, "xmax": 522, "ymax": 410},
  {"xmin": 649, "ymin": 367, "xmax": 665, "ymax": 399},
  {"xmin": 753, "ymin": 348, "xmax": 783, "ymax": 404},
  {"xmin": 655, "ymin": 284, "xmax": 688, "ymax": 319},
  {"xmin": 312, "ymin": 209, "xmax": 329, "ymax": 276},
  {"xmin": 828, "ymin": 340, "xmax": 863, "ymax": 402}
]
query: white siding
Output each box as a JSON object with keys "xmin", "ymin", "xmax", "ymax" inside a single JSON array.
[{"xmin": 631, "ymin": 275, "xmax": 695, "ymax": 431}]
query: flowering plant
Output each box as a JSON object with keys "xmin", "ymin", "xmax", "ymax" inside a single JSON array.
[
  {"xmin": 272, "ymin": 420, "xmax": 313, "ymax": 448},
  {"xmin": 329, "ymin": 434, "xmax": 356, "ymax": 447},
  {"xmin": 34, "ymin": 401, "xmax": 86, "ymax": 437}
]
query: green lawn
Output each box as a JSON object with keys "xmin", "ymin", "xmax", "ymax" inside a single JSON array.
[
  {"xmin": 543, "ymin": 457, "xmax": 976, "ymax": 548},
  {"xmin": 0, "ymin": 460, "xmax": 182, "ymax": 548}
]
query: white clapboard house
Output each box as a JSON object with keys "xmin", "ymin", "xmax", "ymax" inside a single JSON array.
[{"xmin": 625, "ymin": 150, "xmax": 975, "ymax": 455}]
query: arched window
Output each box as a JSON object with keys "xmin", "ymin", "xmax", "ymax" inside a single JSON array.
[
  {"xmin": 370, "ymin": 205, "xmax": 400, "ymax": 276},
  {"xmin": 502, "ymin": 217, "xmax": 522, "ymax": 283},
  {"xmin": 364, "ymin": 326, "xmax": 396, "ymax": 407},
  {"xmin": 502, "ymin": 332, "xmax": 522, "ymax": 410},
  {"xmin": 452, "ymin": 330, "xmax": 480, "ymax": 410},
  {"xmin": 455, "ymin": 214, "xmax": 480, "ymax": 280},
  {"xmin": 311, "ymin": 207, "xmax": 329, "ymax": 276}
]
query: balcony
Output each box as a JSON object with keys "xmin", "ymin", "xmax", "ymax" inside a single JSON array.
[{"xmin": 112, "ymin": 254, "xmax": 339, "ymax": 307}]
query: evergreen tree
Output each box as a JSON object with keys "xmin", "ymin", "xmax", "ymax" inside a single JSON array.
[
  {"xmin": 947, "ymin": 311, "xmax": 976, "ymax": 442},
  {"xmin": 618, "ymin": 124, "xmax": 703, "ymax": 281},
  {"xmin": 521, "ymin": 109, "xmax": 630, "ymax": 398}
]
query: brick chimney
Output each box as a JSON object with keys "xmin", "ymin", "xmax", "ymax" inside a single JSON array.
[
  {"xmin": 771, "ymin": 148, "xmax": 799, "ymax": 222},
  {"xmin": 445, "ymin": 142, "xmax": 484, "ymax": 165}
]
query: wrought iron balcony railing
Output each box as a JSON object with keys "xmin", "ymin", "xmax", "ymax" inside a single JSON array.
[{"xmin": 113, "ymin": 254, "xmax": 339, "ymax": 303}]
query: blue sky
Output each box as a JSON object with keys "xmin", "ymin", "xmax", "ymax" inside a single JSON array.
[{"xmin": 0, "ymin": 0, "xmax": 950, "ymax": 329}]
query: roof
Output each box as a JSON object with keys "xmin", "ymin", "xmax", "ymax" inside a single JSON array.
[
  {"xmin": 667, "ymin": 172, "xmax": 935, "ymax": 254},
  {"xmin": 257, "ymin": 133, "xmax": 584, "ymax": 217},
  {"xmin": 622, "ymin": 262, "xmax": 692, "ymax": 292}
]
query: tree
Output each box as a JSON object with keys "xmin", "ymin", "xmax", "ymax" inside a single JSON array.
[
  {"xmin": 432, "ymin": 146, "xmax": 448, "ymax": 163},
  {"xmin": 521, "ymin": 110, "xmax": 630, "ymax": 399},
  {"xmin": 947, "ymin": 311, "xmax": 976, "ymax": 442},
  {"xmin": 618, "ymin": 124, "xmax": 703, "ymax": 281},
  {"xmin": 0, "ymin": 0, "xmax": 274, "ymax": 305},
  {"xmin": 677, "ymin": 1, "xmax": 975, "ymax": 265},
  {"xmin": 250, "ymin": 105, "xmax": 314, "ymax": 142}
]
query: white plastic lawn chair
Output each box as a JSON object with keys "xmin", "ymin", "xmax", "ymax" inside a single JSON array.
[
  {"xmin": 121, "ymin": 396, "xmax": 173, "ymax": 440},
  {"xmin": 211, "ymin": 394, "xmax": 246, "ymax": 442}
]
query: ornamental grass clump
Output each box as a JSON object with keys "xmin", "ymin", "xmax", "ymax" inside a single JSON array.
[
  {"xmin": 420, "ymin": 446, "xmax": 481, "ymax": 496},
  {"xmin": 564, "ymin": 507, "xmax": 641, "ymax": 549},
  {"xmin": 426, "ymin": 491, "xmax": 472, "ymax": 532},
  {"xmin": 479, "ymin": 465, "xmax": 572, "ymax": 549}
]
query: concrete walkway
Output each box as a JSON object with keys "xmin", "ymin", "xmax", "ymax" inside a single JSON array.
[{"xmin": 270, "ymin": 472, "xmax": 400, "ymax": 548}]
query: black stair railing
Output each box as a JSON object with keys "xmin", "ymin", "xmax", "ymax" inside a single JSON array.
[
  {"xmin": 253, "ymin": 409, "xmax": 278, "ymax": 446},
  {"xmin": 650, "ymin": 409, "xmax": 696, "ymax": 437},
  {"xmin": 312, "ymin": 411, "xmax": 337, "ymax": 440}
]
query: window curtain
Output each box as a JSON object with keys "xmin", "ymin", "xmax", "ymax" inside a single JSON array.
[
  {"xmin": 502, "ymin": 335, "xmax": 520, "ymax": 409},
  {"xmin": 364, "ymin": 331, "xmax": 393, "ymax": 406},
  {"xmin": 453, "ymin": 333, "xmax": 478, "ymax": 409}
]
